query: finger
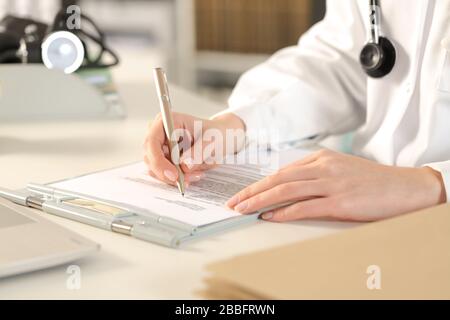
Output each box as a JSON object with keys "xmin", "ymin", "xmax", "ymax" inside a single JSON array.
[
  {"xmin": 146, "ymin": 145, "xmax": 204, "ymax": 186},
  {"xmin": 145, "ymin": 118, "xmax": 179, "ymax": 183},
  {"xmin": 147, "ymin": 169, "xmax": 162, "ymax": 182},
  {"xmin": 142, "ymin": 127, "xmax": 170, "ymax": 165},
  {"xmin": 144, "ymin": 154, "xmax": 150, "ymax": 166},
  {"xmin": 180, "ymin": 140, "xmax": 223, "ymax": 173},
  {"xmin": 278, "ymin": 149, "xmax": 324, "ymax": 171},
  {"xmin": 162, "ymin": 145, "xmax": 170, "ymax": 158},
  {"xmin": 226, "ymin": 163, "xmax": 318, "ymax": 208},
  {"xmin": 233, "ymin": 180, "xmax": 328, "ymax": 214},
  {"xmin": 147, "ymin": 168, "xmax": 177, "ymax": 186},
  {"xmin": 185, "ymin": 171, "xmax": 205, "ymax": 183},
  {"xmin": 147, "ymin": 168, "xmax": 206, "ymax": 188},
  {"xmin": 181, "ymin": 161, "xmax": 217, "ymax": 173},
  {"xmin": 144, "ymin": 149, "xmax": 178, "ymax": 185},
  {"xmin": 260, "ymin": 197, "xmax": 332, "ymax": 222},
  {"xmin": 145, "ymin": 153, "xmax": 174, "ymax": 184}
]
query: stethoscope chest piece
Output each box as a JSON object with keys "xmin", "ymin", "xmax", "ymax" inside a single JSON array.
[
  {"xmin": 360, "ymin": 36, "xmax": 396, "ymax": 78},
  {"xmin": 361, "ymin": 0, "xmax": 397, "ymax": 78}
]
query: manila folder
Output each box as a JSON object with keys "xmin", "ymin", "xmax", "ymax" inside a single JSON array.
[{"xmin": 202, "ymin": 204, "xmax": 450, "ymax": 299}]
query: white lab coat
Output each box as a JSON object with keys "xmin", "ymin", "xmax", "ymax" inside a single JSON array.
[{"xmin": 224, "ymin": 0, "xmax": 450, "ymax": 201}]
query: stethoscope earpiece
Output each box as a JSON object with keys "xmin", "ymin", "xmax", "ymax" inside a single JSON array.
[{"xmin": 360, "ymin": 36, "xmax": 396, "ymax": 78}]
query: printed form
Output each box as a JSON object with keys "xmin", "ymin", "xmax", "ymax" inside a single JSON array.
[{"xmin": 51, "ymin": 149, "xmax": 311, "ymax": 227}]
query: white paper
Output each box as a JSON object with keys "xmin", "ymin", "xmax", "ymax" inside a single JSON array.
[{"xmin": 51, "ymin": 148, "xmax": 312, "ymax": 227}]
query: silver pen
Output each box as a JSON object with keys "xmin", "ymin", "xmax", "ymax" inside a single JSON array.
[{"xmin": 153, "ymin": 67, "xmax": 186, "ymax": 196}]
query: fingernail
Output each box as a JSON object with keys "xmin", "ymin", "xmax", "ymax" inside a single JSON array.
[
  {"xmin": 187, "ymin": 173, "xmax": 203, "ymax": 182},
  {"xmin": 226, "ymin": 194, "xmax": 239, "ymax": 208},
  {"xmin": 183, "ymin": 158, "xmax": 194, "ymax": 169},
  {"xmin": 234, "ymin": 200, "xmax": 249, "ymax": 213},
  {"xmin": 261, "ymin": 211, "xmax": 273, "ymax": 220},
  {"xmin": 163, "ymin": 170, "xmax": 177, "ymax": 182}
]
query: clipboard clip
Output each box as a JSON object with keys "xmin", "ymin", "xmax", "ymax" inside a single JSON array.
[{"xmin": 26, "ymin": 183, "xmax": 198, "ymax": 234}]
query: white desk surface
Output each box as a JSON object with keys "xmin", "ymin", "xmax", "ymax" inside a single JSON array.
[{"xmin": 0, "ymin": 67, "xmax": 360, "ymax": 299}]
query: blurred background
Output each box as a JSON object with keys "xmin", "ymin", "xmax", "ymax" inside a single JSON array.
[{"xmin": 0, "ymin": 0, "xmax": 326, "ymax": 104}]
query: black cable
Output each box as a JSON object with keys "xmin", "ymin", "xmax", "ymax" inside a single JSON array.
[
  {"xmin": 0, "ymin": 50, "xmax": 20, "ymax": 63},
  {"xmin": 51, "ymin": 8, "xmax": 119, "ymax": 68}
]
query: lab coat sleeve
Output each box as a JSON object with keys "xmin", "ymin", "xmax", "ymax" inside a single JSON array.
[
  {"xmin": 219, "ymin": 0, "xmax": 367, "ymax": 147},
  {"xmin": 424, "ymin": 161, "xmax": 450, "ymax": 203}
]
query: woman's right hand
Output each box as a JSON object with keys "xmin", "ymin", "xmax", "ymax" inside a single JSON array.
[{"xmin": 143, "ymin": 111, "xmax": 246, "ymax": 186}]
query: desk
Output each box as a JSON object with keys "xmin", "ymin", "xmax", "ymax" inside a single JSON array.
[{"xmin": 0, "ymin": 68, "xmax": 360, "ymax": 299}]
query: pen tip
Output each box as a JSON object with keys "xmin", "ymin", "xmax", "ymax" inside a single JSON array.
[{"xmin": 181, "ymin": 193, "xmax": 185, "ymax": 197}]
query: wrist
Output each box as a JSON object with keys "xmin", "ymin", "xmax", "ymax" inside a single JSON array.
[
  {"xmin": 421, "ymin": 167, "xmax": 447, "ymax": 204},
  {"xmin": 211, "ymin": 112, "xmax": 246, "ymax": 132},
  {"xmin": 210, "ymin": 113, "xmax": 246, "ymax": 155}
]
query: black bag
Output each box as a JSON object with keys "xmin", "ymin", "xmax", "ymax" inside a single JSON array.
[
  {"xmin": 0, "ymin": 15, "xmax": 48, "ymax": 63},
  {"xmin": 0, "ymin": 11, "xmax": 119, "ymax": 68}
]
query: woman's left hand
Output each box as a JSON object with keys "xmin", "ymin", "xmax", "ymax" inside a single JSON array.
[{"xmin": 226, "ymin": 149, "xmax": 446, "ymax": 222}]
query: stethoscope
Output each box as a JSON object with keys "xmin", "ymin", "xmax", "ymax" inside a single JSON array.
[{"xmin": 360, "ymin": 0, "xmax": 396, "ymax": 78}]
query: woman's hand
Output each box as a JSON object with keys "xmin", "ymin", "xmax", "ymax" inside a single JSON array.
[
  {"xmin": 143, "ymin": 112, "xmax": 245, "ymax": 186},
  {"xmin": 226, "ymin": 149, "xmax": 446, "ymax": 222}
]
